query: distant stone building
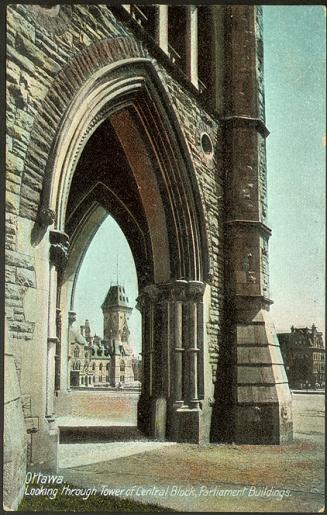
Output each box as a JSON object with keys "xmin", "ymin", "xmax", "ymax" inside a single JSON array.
[
  {"xmin": 278, "ymin": 325, "xmax": 325, "ymax": 389},
  {"xmin": 69, "ymin": 285, "xmax": 138, "ymax": 388},
  {"xmin": 101, "ymin": 284, "xmax": 135, "ymax": 385}
]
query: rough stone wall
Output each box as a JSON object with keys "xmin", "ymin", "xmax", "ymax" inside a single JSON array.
[
  {"xmin": 3, "ymin": 318, "xmax": 27, "ymax": 511},
  {"xmin": 6, "ymin": 4, "xmax": 224, "ymax": 373}
]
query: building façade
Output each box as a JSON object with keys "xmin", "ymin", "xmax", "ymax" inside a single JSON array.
[
  {"xmin": 278, "ymin": 325, "xmax": 325, "ymax": 389},
  {"xmin": 4, "ymin": 4, "xmax": 293, "ymax": 509},
  {"xmin": 69, "ymin": 284, "xmax": 139, "ymax": 388}
]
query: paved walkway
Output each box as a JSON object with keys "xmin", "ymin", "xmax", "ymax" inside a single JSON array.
[{"xmin": 58, "ymin": 393, "xmax": 325, "ymax": 512}]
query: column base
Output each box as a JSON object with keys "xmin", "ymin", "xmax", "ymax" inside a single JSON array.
[
  {"xmin": 29, "ymin": 419, "xmax": 59, "ymax": 472},
  {"xmin": 235, "ymin": 310, "xmax": 293, "ymax": 444},
  {"xmin": 137, "ymin": 395, "xmax": 167, "ymax": 439},
  {"xmin": 167, "ymin": 404, "xmax": 210, "ymax": 444},
  {"xmin": 234, "ymin": 400, "xmax": 293, "ymax": 444},
  {"xmin": 138, "ymin": 396, "xmax": 210, "ymax": 443},
  {"xmin": 211, "ymin": 309, "xmax": 293, "ymax": 444}
]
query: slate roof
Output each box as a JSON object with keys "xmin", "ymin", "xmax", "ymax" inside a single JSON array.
[{"xmin": 101, "ymin": 285, "xmax": 130, "ymax": 310}]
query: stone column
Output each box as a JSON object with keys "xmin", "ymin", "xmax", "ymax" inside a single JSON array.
[
  {"xmin": 137, "ymin": 280, "xmax": 207, "ymax": 443},
  {"xmin": 165, "ymin": 280, "xmax": 206, "ymax": 442},
  {"xmin": 186, "ymin": 6, "xmax": 198, "ymax": 88},
  {"xmin": 186, "ymin": 281, "xmax": 204, "ymax": 409},
  {"xmin": 47, "ymin": 231, "xmax": 69, "ymax": 423},
  {"xmin": 136, "ymin": 285, "xmax": 159, "ymax": 435},
  {"xmin": 171, "ymin": 291, "xmax": 184, "ymax": 407},
  {"xmin": 220, "ymin": 6, "xmax": 292, "ymax": 444},
  {"xmin": 54, "ymin": 308, "xmax": 61, "ymax": 392},
  {"xmin": 156, "ymin": 5, "xmax": 168, "ymax": 55}
]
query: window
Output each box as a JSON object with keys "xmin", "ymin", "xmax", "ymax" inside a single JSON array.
[
  {"xmin": 130, "ymin": 5, "xmax": 156, "ymax": 37},
  {"xmin": 168, "ymin": 6, "xmax": 186, "ymax": 70},
  {"xmin": 198, "ymin": 7, "xmax": 212, "ymax": 93}
]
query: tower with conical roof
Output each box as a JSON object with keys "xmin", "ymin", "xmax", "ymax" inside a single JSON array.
[{"xmin": 101, "ymin": 284, "xmax": 134, "ymax": 386}]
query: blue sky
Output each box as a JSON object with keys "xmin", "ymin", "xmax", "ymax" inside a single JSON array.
[
  {"xmin": 263, "ymin": 6, "xmax": 325, "ymax": 334},
  {"xmin": 74, "ymin": 6, "xmax": 325, "ymax": 348}
]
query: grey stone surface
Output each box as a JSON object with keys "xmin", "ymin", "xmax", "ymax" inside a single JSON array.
[{"xmin": 3, "ymin": 319, "xmax": 27, "ymax": 511}]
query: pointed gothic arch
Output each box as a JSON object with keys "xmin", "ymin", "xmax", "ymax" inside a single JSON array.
[
  {"xmin": 41, "ymin": 58, "xmax": 210, "ymax": 283},
  {"xmin": 36, "ymin": 43, "xmax": 212, "ymax": 442}
]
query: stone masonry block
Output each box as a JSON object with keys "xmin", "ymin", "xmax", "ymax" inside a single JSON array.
[
  {"xmin": 237, "ymin": 344, "xmax": 284, "ymax": 365},
  {"xmin": 6, "ymin": 150, "xmax": 24, "ymax": 174},
  {"xmin": 237, "ymin": 364, "xmax": 288, "ymax": 385},
  {"xmin": 6, "ymin": 250, "xmax": 35, "ymax": 270},
  {"xmin": 16, "ymin": 267, "xmax": 36, "ymax": 288}
]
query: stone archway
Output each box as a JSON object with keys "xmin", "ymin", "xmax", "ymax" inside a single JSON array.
[{"xmin": 36, "ymin": 50, "xmax": 211, "ymax": 443}]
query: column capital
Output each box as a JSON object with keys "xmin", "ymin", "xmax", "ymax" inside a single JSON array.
[
  {"xmin": 137, "ymin": 280, "xmax": 205, "ymax": 306},
  {"xmin": 49, "ymin": 230, "xmax": 70, "ymax": 270}
]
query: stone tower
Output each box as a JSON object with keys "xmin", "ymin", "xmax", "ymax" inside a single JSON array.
[
  {"xmin": 4, "ymin": 5, "xmax": 295, "ymax": 508},
  {"xmin": 101, "ymin": 285, "xmax": 134, "ymax": 385}
]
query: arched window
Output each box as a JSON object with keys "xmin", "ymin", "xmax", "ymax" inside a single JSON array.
[
  {"xmin": 74, "ymin": 346, "xmax": 80, "ymax": 358},
  {"xmin": 120, "ymin": 360, "xmax": 125, "ymax": 372}
]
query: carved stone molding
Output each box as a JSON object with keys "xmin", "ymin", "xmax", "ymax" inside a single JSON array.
[
  {"xmin": 37, "ymin": 207, "xmax": 56, "ymax": 228},
  {"xmin": 138, "ymin": 280, "xmax": 205, "ymax": 305},
  {"xmin": 68, "ymin": 311, "xmax": 77, "ymax": 325},
  {"xmin": 49, "ymin": 230, "xmax": 70, "ymax": 270}
]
